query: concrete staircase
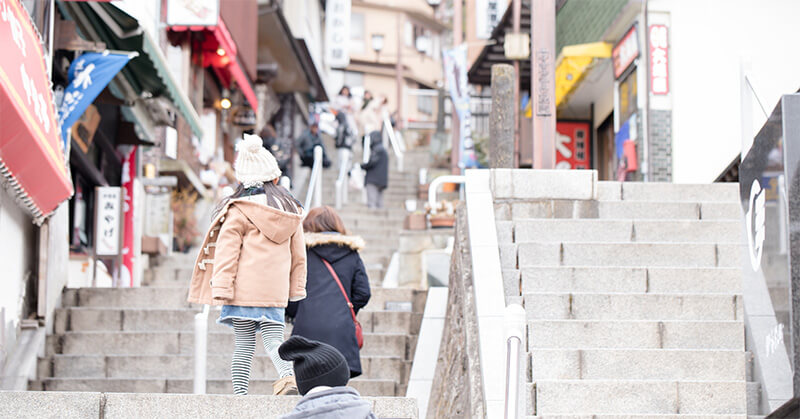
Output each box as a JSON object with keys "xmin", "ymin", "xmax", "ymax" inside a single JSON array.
[
  {"xmin": 33, "ymin": 251, "xmax": 426, "ymax": 397},
  {"xmin": 495, "ymin": 181, "xmax": 749, "ymax": 417}
]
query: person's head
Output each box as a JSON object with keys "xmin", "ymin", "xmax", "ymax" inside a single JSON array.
[
  {"xmin": 310, "ymin": 122, "xmax": 319, "ymax": 135},
  {"xmin": 369, "ymin": 131, "xmax": 383, "ymax": 149},
  {"xmin": 279, "ymin": 336, "xmax": 350, "ymax": 395},
  {"xmin": 339, "ymin": 86, "xmax": 351, "ymax": 98},
  {"xmin": 213, "ymin": 134, "xmax": 300, "ymax": 217},
  {"xmin": 303, "ymin": 206, "xmax": 347, "ymax": 235},
  {"xmin": 363, "ymin": 91, "xmax": 373, "ymax": 101},
  {"xmin": 260, "ymin": 124, "xmax": 277, "ymax": 139}
]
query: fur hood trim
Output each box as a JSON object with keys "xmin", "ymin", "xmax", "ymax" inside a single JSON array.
[{"xmin": 305, "ymin": 233, "xmax": 365, "ymax": 251}]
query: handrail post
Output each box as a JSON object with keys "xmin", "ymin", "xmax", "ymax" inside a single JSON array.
[
  {"xmin": 194, "ymin": 304, "xmax": 210, "ymax": 394},
  {"xmin": 504, "ymin": 304, "xmax": 526, "ymax": 419},
  {"xmin": 383, "ymin": 115, "xmax": 405, "ymax": 172},
  {"xmin": 427, "ymin": 175, "xmax": 466, "ymax": 214},
  {"xmin": 313, "ymin": 146, "xmax": 322, "ymax": 208}
]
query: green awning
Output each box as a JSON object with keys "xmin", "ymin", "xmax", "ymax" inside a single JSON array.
[{"xmin": 64, "ymin": 2, "xmax": 204, "ymax": 140}]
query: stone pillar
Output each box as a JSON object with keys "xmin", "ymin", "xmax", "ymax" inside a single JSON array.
[{"xmin": 489, "ymin": 64, "xmax": 515, "ymax": 168}]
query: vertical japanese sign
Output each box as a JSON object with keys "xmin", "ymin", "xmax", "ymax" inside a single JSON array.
[
  {"xmin": 476, "ymin": 0, "xmax": 508, "ymax": 39},
  {"xmin": 649, "ymin": 24, "xmax": 669, "ymax": 95},
  {"xmin": 612, "ymin": 25, "xmax": 639, "ymax": 79},
  {"xmin": 121, "ymin": 147, "xmax": 137, "ymax": 287},
  {"xmin": 166, "ymin": 0, "xmax": 219, "ymax": 26},
  {"xmin": 555, "ymin": 121, "xmax": 591, "ymax": 170},
  {"xmin": 95, "ymin": 187, "xmax": 122, "ymax": 256},
  {"xmin": 443, "ymin": 45, "xmax": 478, "ymax": 168},
  {"xmin": 58, "ymin": 52, "xmax": 133, "ymax": 152},
  {"xmin": 325, "ymin": 0, "xmax": 351, "ymax": 69}
]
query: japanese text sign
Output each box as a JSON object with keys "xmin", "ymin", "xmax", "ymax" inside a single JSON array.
[
  {"xmin": 476, "ymin": 0, "xmax": 508, "ymax": 40},
  {"xmin": 325, "ymin": 0, "xmax": 351, "ymax": 68},
  {"xmin": 612, "ymin": 25, "xmax": 639, "ymax": 79},
  {"xmin": 59, "ymin": 52, "xmax": 133, "ymax": 151},
  {"xmin": 649, "ymin": 24, "xmax": 669, "ymax": 95},
  {"xmin": 555, "ymin": 121, "xmax": 591, "ymax": 170},
  {"xmin": 95, "ymin": 187, "xmax": 122, "ymax": 256},
  {"xmin": 443, "ymin": 45, "xmax": 479, "ymax": 168},
  {"xmin": 166, "ymin": 0, "xmax": 219, "ymax": 27}
]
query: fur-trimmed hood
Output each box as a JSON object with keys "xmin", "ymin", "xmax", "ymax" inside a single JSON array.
[{"xmin": 305, "ymin": 233, "xmax": 365, "ymax": 251}]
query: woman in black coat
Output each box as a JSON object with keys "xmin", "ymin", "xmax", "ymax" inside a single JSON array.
[
  {"xmin": 286, "ymin": 206, "xmax": 371, "ymax": 377},
  {"xmin": 361, "ymin": 131, "xmax": 389, "ymax": 209}
]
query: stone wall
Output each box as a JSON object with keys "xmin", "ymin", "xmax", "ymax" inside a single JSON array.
[
  {"xmin": 427, "ymin": 205, "xmax": 485, "ymax": 418},
  {"xmin": 649, "ymin": 109, "xmax": 673, "ymax": 182}
]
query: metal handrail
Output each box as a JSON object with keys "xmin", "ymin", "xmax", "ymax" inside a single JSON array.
[
  {"xmin": 193, "ymin": 304, "xmax": 210, "ymax": 394},
  {"xmin": 383, "ymin": 114, "xmax": 405, "ymax": 172},
  {"xmin": 504, "ymin": 304, "xmax": 526, "ymax": 419},
  {"xmin": 427, "ymin": 175, "xmax": 465, "ymax": 214},
  {"xmin": 304, "ymin": 146, "xmax": 323, "ymax": 210},
  {"xmin": 335, "ymin": 150, "xmax": 350, "ymax": 209}
]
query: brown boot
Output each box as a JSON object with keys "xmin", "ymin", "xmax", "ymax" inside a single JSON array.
[{"xmin": 272, "ymin": 375, "xmax": 299, "ymax": 395}]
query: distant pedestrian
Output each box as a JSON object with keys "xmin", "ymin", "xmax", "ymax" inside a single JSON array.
[
  {"xmin": 286, "ymin": 206, "xmax": 370, "ymax": 377},
  {"xmin": 260, "ymin": 124, "xmax": 292, "ymax": 177},
  {"xmin": 361, "ymin": 132, "xmax": 389, "ymax": 209},
  {"xmin": 296, "ymin": 122, "xmax": 331, "ymax": 169},
  {"xmin": 278, "ymin": 336, "xmax": 376, "ymax": 419},
  {"xmin": 333, "ymin": 86, "xmax": 358, "ymax": 177},
  {"xmin": 188, "ymin": 133, "xmax": 307, "ymax": 396}
]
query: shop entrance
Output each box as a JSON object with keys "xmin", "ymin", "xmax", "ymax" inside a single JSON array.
[{"xmin": 595, "ymin": 114, "xmax": 616, "ymax": 180}]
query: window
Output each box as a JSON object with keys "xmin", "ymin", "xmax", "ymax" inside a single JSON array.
[
  {"xmin": 418, "ymin": 95, "xmax": 433, "ymax": 115},
  {"xmin": 350, "ymin": 13, "xmax": 365, "ymax": 53},
  {"xmin": 343, "ymin": 71, "xmax": 364, "ymax": 89}
]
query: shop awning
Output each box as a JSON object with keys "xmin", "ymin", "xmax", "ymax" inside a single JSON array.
[
  {"xmin": 468, "ymin": 0, "xmax": 628, "ymax": 90},
  {"xmin": 0, "ymin": 0, "xmax": 72, "ymax": 222},
  {"xmin": 554, "ymin": 42, "xmax": 612, "ymax": 107},
  {"xmin": 170, "ymin": 19, "xmax": 259, "ymax": 111},
  {"xmin": 64, "ymin": 2, "xmax": 204, "ymax": 139},
  {"xmin": 257, "ymin": 4, "xmax": 328, "ymax": 102}
]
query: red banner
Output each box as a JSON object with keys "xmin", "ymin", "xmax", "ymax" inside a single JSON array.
[
  {"xmin": 121, "ymin": 147, "xmax": 136, "ymax": 287},
  {"xmin": 649, "ymin": 24, "xmax": 670, "ymax": 95},
  {"xmin": 0, "ymin": 0, "xmax": 72, "ymax": 217},
  {"xmin": 555, "ymin": 121, "xmax": 591, "ymax": 170}
]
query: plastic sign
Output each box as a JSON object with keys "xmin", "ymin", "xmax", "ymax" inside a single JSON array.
[
  {"xmin": 167, "ymin": 0, "xmax": 219, "ymax": 27},
  {"xmin": 95, "ymin": 187, "xmax": 122, "ymax": 256},
  {"xmin": 612, "ymin": 25, "xmax": 639, "ymax": 79},
  {"xmin": 649, "ymin": 25, "xmax": 669, "ymax": 95},
  {"xmin": 555, "ymin": 121, "xmax": 591, "ymax": 170},
  {"xmin": 476, "ymin": 0, "xmax": 508, "ymax": 40}
]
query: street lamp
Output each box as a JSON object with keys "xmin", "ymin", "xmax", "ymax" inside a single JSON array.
[{"xmin": 371, "ymin": 33, "xmax": 384, "ymax": 61}]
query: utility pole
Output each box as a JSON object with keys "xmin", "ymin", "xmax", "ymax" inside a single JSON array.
[
  {"xmin": 531, "ymin": 0, "xmax": 556, "ymax": 169},
  {"xmin": 450, "ymin": 0, "xmax": 462, "ymax": 174}
]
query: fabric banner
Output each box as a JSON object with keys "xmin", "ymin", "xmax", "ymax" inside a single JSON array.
[
  {"xmin": 121, "ymin": 146, "xmax": 136, "ymax": 287},
  {"xmin": 442, "ymin": 45, "xmax": 478, "ymax": 168},
  {"xmin": 59, "ymin": 51, "xmax": 134, "ymax": 152}
]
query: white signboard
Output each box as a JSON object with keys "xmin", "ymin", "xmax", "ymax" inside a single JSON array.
[
  {"xmin": 476, "ymin": 0, "xmax": 508, "ymax": 40},
  {"xmin": 325, "ymin": 0, "xmax": 351, "ymax": 68},
  {"xmin": 166, "ymin": 0, "xmax": 220, "ymax": 27},
  {"xmin": 95, "ymin": 187, "xmax": 122, "ymax": 256}
]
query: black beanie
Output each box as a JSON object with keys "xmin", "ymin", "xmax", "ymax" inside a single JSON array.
[{"xmin": 278, "ymin": 336, "xmax": 350, "ymax": 395}]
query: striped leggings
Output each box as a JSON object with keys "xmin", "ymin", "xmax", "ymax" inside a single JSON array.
[{"xmin": 231, "ymin": 319, "xmax": 294, "ymax": 395}]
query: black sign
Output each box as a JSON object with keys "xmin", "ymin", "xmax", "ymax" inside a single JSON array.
[{"xmin": 232, "ymin": 107, "xmax": 257, "ymax": 127}]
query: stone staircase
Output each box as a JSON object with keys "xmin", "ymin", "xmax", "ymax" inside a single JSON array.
[{"xmin": 494, "ymin": 180, "xmax": 750, "ymax": 416}]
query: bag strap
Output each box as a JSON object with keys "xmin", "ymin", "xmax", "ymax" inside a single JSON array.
[{"xmin": 321, "ymin": 259, "xmax": 358, "ymax": 323}]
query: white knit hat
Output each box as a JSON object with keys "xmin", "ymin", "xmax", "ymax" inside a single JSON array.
[{"xmin": 234, "ymin": 133, "xmax": 282, "ymax": 188}]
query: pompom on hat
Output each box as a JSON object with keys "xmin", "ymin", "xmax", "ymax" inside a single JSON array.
[{"xmin": 234, "ymin": 133, "xmax": 281, "ymax": 188}]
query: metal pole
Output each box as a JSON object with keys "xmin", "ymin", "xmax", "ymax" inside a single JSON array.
[
  {"xmin": 193, "ymin": 305, "xmax": 210, "ymax": 394},
  {"xmin": 512, "ymin": 0, "xmax": 521, "ymax": 168},
  {"xmin": 504, "ymin": 304, "xmax": 526, "ymax": 419},
  {"xmin": 451, "ymin": 0, "xmax": 463, "ymax": 175},
  {"xmin": 531, "ymin": 0, "xmax": 556, "ymax": 169},
  {"xmin": 314, "ymin": 148, "xmax": 322, "ymax": 208}
]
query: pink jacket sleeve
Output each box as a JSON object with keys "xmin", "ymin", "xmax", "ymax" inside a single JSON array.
[
  {"xmin": 288, "ymin": 223, "xmax": 307, "ymax": 301},
  {"xmin": 210, "ymin": 210, "xmax": 244, "ymax": 301}
]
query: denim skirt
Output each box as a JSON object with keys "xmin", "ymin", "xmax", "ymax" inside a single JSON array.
[{"xmin": 217, "ymin": 305, "xmax": 285, "ymax": 331}]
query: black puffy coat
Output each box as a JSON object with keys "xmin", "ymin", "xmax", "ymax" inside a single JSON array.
[
  {"xmin": 286, "ymin": 233, "xmax": 371, "ymax": 377},
  {"xmin": 361, "ymin": 132, "xmax": 389, "ymax": 190}
]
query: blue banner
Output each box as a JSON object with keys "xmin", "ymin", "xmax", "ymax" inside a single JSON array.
[
  {"xmin": 442, "ymin": 45, "xmax": 479, "ymax": 169},
  {"xmin": 58, "ymin": 52, "xmax": 134, "ymax": 152}
]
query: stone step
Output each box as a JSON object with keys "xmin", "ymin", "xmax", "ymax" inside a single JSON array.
[
  {"xmin": 599, "ymin": 181, "xmax": 740, "ymax": 203},
  {"xmin": 529, "ymin": 349, "xmax": 745, "ymax": 381},
  {"xmin": 747, "ymin": 381, "xmax": 761, "ymax": 416},
  {"xmin": 62, "ymin": 287, "xmax": 425, "ymax": 312},
  {"xmin": 40, "ymin": 354, "xmax": 409, "ymax": 382},
  {"xmin": 146, "ymin": 266, "xmax": 389, "ymax": 288},
  {"xmin": 524, "ymin": 293, "xmax": 741, "ymax": 321},
  {"xmin": 51, "ymin": 332, "xmax": 411, "ymax": 358},
  {"xmin": 530, "ymin": 379, "xmax": 746, "ymax": 415},
  {"xmin": 529, "ymin": 416, "xmax": 746, "ymax": 418},
  {"xmin": 33, "ymin": 377, "xmax": 398, "ymax": 397},
  {"xmin": 56, "ymin": 307, "xmax": 421, "ymax": 335},
  {"xmin": 597, "ymin": 201, "xmax": 740, "ymax": 220},
  {"xmin": 527, "ymin": 320, "xmax": 744, "ymax": 350},
  {"xmin": 515, "ymin": 242, "xmax": 742, "ymax": 268},
  {"xmin": 520, "ymin": 267, "xmax": 742, "ymax": 294},
  {"xmin": 512, "ymin": 219, "xmax": 741, "ymax": 243},
  {"xmin": 0, "ymin": 391, "xmax": 418, "ymax": 419}
]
